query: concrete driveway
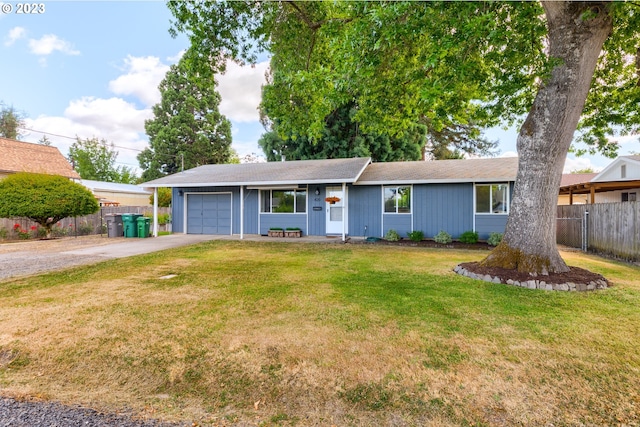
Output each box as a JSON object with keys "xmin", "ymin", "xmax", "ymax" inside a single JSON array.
[{"xmin": 0, "ymin": 234, "xmax": 221, "ymax": 281}]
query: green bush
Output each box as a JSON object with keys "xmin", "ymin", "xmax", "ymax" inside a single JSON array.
[
  {"xmin": 459, "ymin": 230, "xmax": 479, "ymax": 244},
  {"xmin": 407, "ymin": 230, "xmax": 424, "ymax": 242},
  {"xmin": 433, "ymin": 230, "xmax": 452, "ymax": 244},
  {"xmin": 487, "ymin": 232, "xmax": 503, "ymax": 246},
  {"xmin": 269, "ymin": 227, "xmax": 283, "ymax": 231},
  {"xmin": 385, "ymin": 229, "xmax": 400, "ymax": 241},
  {"xmin": 0, "ymin": 227, "xmax": 7, "ymax": 239},
  {"xmin": 78, "ymin": 221, "xmax": 94, "ymax": 236},
  {"xmin": 285, "ymin": 227, "xmax": 301, "ymax": 231}
]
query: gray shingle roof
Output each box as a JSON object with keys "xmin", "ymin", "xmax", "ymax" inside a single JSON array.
[
  {"xmin": 356, "ymin": 157, "xmax": 519, "ymax": 184},
  {"xmin": 142, "ymin": 157, "xmax": 372, "ymax": 187}
]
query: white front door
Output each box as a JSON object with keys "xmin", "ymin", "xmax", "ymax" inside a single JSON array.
[{"xmin": 325, "ymin": 186, "xmax": 345, "ymax": 234}]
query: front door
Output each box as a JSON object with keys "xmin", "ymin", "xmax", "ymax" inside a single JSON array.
[{"xmin": 325, "ymin": 186, "xmax": 344, "ymax": 234}]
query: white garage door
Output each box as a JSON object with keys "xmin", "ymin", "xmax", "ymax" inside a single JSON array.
[{"xmin": 186, "ymin": 193, "xmax": 232, "ymax": 235}]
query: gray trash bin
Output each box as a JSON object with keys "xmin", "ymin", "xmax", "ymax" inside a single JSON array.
[{"xmin": 105, "ymin": 214, "xmax": 123, "ymax": 238}]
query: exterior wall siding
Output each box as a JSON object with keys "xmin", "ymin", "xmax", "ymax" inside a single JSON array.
[
  {"xmin": 413, "ymin": 183, "xmax": 473, "ymax": 239},
  {"xmin": 173, "ymin": 186, "xmax": 240, "ymax": 234},
  {"xmin": 308, "ymin": 185, "xmax": 326, "ymax": 236},
  {"xmin": 242, "ymin": 189, "xmax": 259, "ymax": 234},
  {"xmin": 475, "ymin": 215, "xmax": 508, "ymax": 240},
  {"xmin": 383, "ymin": 214, "xmax": 412, "ymax": 238},
  {"xmin": 259, "ymin": 214, "xmax": 307, "ymax": 235},
  {"xmin": 169, "ymin": 181, "xmax": 513, "ymax": 238},
  {"xmin": 348, "ymin": 185, "xmax": 382, "ymax": 237}
]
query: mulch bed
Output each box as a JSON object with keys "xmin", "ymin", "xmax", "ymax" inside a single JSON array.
[
  {"xmin": 459, "ymin": 261, "xmax": 609, "ymax": 287},
  {"xmin": 362, "ymin": 238, "xmax": 609, "ymax": 290},
  {"xmin": 365, "ymin": 238, "xmax": 493, "ymax": 251}
]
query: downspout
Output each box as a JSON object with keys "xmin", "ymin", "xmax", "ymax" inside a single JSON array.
[
  {"xmin": 342, "ymin": 182, "xmax": 346, "ymax": 242},
  {"xmin": 153, "ymin": 187, "xmax": 159, "ymax": 237},
  {"xmin": 240, "ymin": 185, "xmax": 244, "ymax": 240}
]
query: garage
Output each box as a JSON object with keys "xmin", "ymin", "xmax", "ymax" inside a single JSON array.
[{"xmin": 186, "ymin": 193, "xmax": 232, "ymax": 235}]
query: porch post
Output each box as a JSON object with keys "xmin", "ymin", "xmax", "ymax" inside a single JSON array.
[
  {"xmin": 341, "ymin": 182, "xmax": 346, "ymax": 242},
  {"xmin": 240, "ymin": 185, "xmax": 244, "ymax": 239},
  {"xmin": 153, "ymin": 187, "xmax": 158, "ymax": 237}
]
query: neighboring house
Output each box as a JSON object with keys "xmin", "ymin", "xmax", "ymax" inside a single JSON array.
[
  {"xmin": 81, "ymin": 179, "xmax": 151, "ymax": 207},
  {"xmin": 142, "ymin": 157, "xmax": 518, "ymax": 240},
  {"xmin": 558, "ymin": 155, "xmax": 640, "ymax": 205},
  {"xmin": 0, "ymin": 136, "xmax": 80, "ymax": 180}
]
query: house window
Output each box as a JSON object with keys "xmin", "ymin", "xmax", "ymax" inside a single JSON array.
[
  {"xmin": 260, "ymin": 189, "xmax": 306, "ymax": 213},
  {"xmin": 384, "ymin": 186, "xmax": 411, "ymax": 213},
  {"xmin": 622, "ymin": 192, "xmax": 636, "ymax": 202},
  {"xmin": 476, "ymin": 184, "xmax": 509, "ymax": 214}
]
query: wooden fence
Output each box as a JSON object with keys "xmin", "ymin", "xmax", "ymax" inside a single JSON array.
[
  {"xmin": 0, "ymin": 206, "xmax": 171, "ymax": 240},
  {"xmin": 557, "ymin": 202, "xmax": 640, "ymax": 262}
]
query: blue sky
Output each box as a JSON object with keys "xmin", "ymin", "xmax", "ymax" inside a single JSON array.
[{"xmin": 1, "ymin": 1, "xmax": 636, "ymax": 176}]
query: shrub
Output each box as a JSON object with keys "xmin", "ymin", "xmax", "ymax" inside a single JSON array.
[
  {"xmin": 459, "ymin": 230, "xmax": 479, "ymax": 244},
  {"xmin": 0, "ymin": 227, "xmax": 7, "ymax": 239},
  {"xmin": 78, "ymin": 221, "xmax": 94, "ymax": 236},
  {"xmin": 433, "ymin": 230, "xmax": 452, "ymax": 244},
  {"xmin": 487, "ymin": 232, "xmax": 503, "ymax": 247},
  {"xmin": 407, "ymin": 230, "xmax": 424, "ymax": 242},
  {"xmin": 385, "ymin": 229, "xmax": 400, "ymax": 242},
  {"xmin": 285, "ymin": 227, "xmax": 301, "ymax": 231}
]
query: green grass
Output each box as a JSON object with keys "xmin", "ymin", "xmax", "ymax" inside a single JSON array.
[{"xmin": 0, "ymin": 241, "xmax": 639, "ymax": 426}]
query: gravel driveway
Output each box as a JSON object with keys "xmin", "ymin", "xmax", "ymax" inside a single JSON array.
[{"xmin": 0, "ymin": 397, "xmax": 189, "ymax": 427}]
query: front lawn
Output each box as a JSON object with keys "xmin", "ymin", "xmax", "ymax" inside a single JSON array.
[{"xmin": 0, "ymin": 241, "xmax": 638, "ymax": 426}]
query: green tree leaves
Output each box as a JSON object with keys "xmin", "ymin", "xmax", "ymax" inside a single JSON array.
[{"xmin": 68, "ymin": 137, "xmax": 138, "ymax": 184}]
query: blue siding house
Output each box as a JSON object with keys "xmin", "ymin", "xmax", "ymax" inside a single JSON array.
[{"xmin": 143, "ymin": 157, "xmax": 518, "ymax": 241}]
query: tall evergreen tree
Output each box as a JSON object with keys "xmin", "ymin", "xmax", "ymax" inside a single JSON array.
[
  {"xmin": 0, "ymin": 103, "xmax": 25, "ymax": 140},
  {"xmin": 139, "ymin": 54, "xmax": 233, "ymax": 181}
]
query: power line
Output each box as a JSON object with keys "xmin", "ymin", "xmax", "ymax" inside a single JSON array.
[{"xmin": 18, "ymin": 126, "xmax": 146, "ymax": 153}]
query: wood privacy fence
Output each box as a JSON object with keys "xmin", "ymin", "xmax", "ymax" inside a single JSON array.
[
  {"xmin": 557, "ymin": 202, "xmax": 640, "ymax": 262},
  {"xmin": 0, "ymin": 206, "xmax": 171, "ymax": 240}
]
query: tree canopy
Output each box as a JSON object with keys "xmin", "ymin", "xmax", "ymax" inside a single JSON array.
[
  {"xmin": 68, "ymin": 137, "xmax": 138, "ymax": 184},
  {"xmin": 139, "ymin": 54, "xmax": 234, "ymax": 182},
  {"xmin": 169, "ymin": 1, "xmax": 640, "ymax": 275},
  {"xmin": 0, "ymin": 172, "xmax": 99, "ymax": 238},
  {"xmin": 0, "ymin": 103, "xmax": 25, "ymax": 140}
]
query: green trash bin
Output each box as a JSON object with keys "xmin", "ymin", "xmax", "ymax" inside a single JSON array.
[
  {"xmin": 122, "ymin": 213, "xmax": 141, "ymax": 238},
  {"xmin": 137, "ymin": 216, "xmax": 150, "ymax": 238}
]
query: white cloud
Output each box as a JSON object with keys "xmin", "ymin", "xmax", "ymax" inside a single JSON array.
[
  {"xmin": 216, "ymin": 60, "xmax": 269, "ymax": 122},
  {"xmin": 563, "ymin": 156, "xmax": 603, "ymax": 173},
  {"xmin": 22, "ymin": 97, "xmax": 152, "ymax": 172},
  {"xmin": 28, "ymin": 34, "xmax": 80, "ymax": 56},
  {"xmin": 4, "ymin": 26, "xmax": 26, "ymax": 46},
  {"xmin": 108, "ymin": 55, "xmax": 170, "ymax": 107}
]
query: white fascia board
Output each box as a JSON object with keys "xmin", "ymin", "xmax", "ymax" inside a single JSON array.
[
  {"xmin": 352, "ymin": 157, "xmax": 373, "ymax": 182},
  {"xmin": 591, "ymin": 156, "xmax": 640, "ymax": 182},
  {"xmin": 142, "ymin": 178, "xmax": 359, "ymax": 189},
  {"xmin": 354, "ymin": 178, "xmax": 515, "ymax": 185}
]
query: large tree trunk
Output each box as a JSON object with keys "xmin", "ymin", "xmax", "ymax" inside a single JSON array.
[{"xmin": 481, "ymin": 2, "xmax": 612, "ymax": 275}]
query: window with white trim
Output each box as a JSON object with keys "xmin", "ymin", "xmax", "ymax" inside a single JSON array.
[
  {"xmin": 384, "ymin": 186, "xmax": 411, "ymax": 213},
  {"xmin": 476, "ymin": 184, "xmax": 509, "ymax": 214},
  {"xmin": 260, "ymin": 190, "xmax": 306, "ymax": 213}
]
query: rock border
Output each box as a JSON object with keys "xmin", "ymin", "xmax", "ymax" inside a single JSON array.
[{"xmin": 453, "ymin": 264, "xmax": 609, "ymax": 291}]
